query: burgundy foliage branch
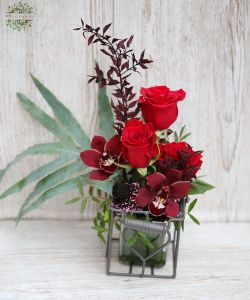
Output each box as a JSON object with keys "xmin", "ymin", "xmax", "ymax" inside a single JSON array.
[{"xmin": 74, "ymin": 20, "xmax": 153, "ymax": 135}]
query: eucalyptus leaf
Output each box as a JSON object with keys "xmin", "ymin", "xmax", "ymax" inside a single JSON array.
[
  {"xmin": 0, "ymin": 156, "xmax": 71, "ymax": 200},
  {"xmin": 0, "ymin": 142, "xmax": 70, "ymax": 183},
  {"xmin": 17, "ymin": 177, "xmax": 87, "ymax": 221},
  {"xmin": 18, "ymin": 159, "xmax": 86, "ymax": 213},
  {"xmin": 98, "ymin": 87, "xmax": 114, "ymax": 139},
  {"xmin": 81, "ymin": 172, "xmax": 121, "ymax": 195},
  {"xmin": 31, "ymin": 74, "xmax": 90, "ymax": 149},
  {"xmin": 17, "ymin": 93, "xmax": 76, "ymax": 146}
]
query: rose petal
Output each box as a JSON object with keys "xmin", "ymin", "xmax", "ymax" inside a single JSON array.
[
  {"xmin": 141, "ymin": 102, "xmax": 178, "ymax": 130},
  {"xmin": 147, "ymin": 172, "xmax": 166, "ymax": 192},
  {"xmin": 165, "ymin": 169, "xmax": 182, "ymax": 185},
  {"xmin": 167, "ymin": 89, "xmax": 186, "ymax": 103},
  {"xmin": 165, "ymin": 201, "xmax": 179, "ymax": 218},
  {"xmin": 169, "ymin": 181, "xmax": 190, "ymax": 199},
  {"xmin": 105, "ymin": 134, "xmax": 121, "ymax": 157},
  {"xmin": 135, "ymin": 187, "xmax": 156, "ymax": 208},
  {"xmin": 80, "ymin": 149, "xmax": 100, "ymax": 168},
  {"xmin": 91, "ymin": 135, "xmax": 106, "ymax": 152},
  {"xmin": 148, "ymin": 198, "xmax": 167, "ymax": 217},
  {"xmin": 89, "ymin": 169, "xmax": 110, "ymax": 181}
]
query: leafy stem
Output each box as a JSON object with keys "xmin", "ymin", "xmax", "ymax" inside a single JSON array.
[{"xmin": 75, "ymin": 21, "xmax": 153, "ymax": 135}]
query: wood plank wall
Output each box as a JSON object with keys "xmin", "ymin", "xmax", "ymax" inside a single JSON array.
[{"xmin": 0, "ymin": 0, "xmax": 249, "ymax": 222}]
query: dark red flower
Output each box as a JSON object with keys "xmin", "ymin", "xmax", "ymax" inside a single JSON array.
[
  {"xmin": 80, "ymin": 134, "xmax": 121, "ymax": 181},
  {"xmin": 121, "ymin": 119, "xmax": 158, "ymax": 168},
  {"xmin": 135, "ymin": 170, "xmax": 190, "ymax": 218},
  {"xmin": 138, "ymin": 86, "xmax": 186, "ymax": 130},
  {"xmin": 157, "ymin": 142, "xmax": 203, "ymax": 180}
]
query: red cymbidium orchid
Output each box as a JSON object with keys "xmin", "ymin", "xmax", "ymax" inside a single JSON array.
[
  {"xmin": 80, "ymin": 134, "xmax": 121, "ymax": 181},
  {"xmin": 135, "ymin": 170, "xmax": 190, "ymax": 218}
]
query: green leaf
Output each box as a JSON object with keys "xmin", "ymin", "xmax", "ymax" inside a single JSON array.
[
  {"xmin": 97, "ymin": 232, "xmax": 106, "ymax": 243},
  {"xmin": 0, "ymin": 143, "xmax": 71, "ymax": 183},
  {"xmin": 92, "ymin": 197, "xmax": 100, "ymax": 203},
  {"xmin": 188, "ymin": 198, "xmax": 198, "ymax": 213},
  {"xmin": 188, "ymin": 213, "xmax": 200, "ymax": 225},
  {"xmin": 98, "ymin": 87, "xmax": 114, "ymax": 139},
  {"xmin": 97, "ymin": 189, "xmax": 102, "ymax": 197},
  {"xmin": 127, "ymin": 232, "xmax": 139, "ymax": 247},
  {"xmin": 137, "ymin": 168, "xmax": 147, "ymax": 176},
  {"xmin": 31, "ymin": 74, "xmax": 90, "ymax": 148},
  {"xmin": 114, "ymin": 221, "xmax": 121, "ymax": 231},
  {"xmin": 174, "ymin": 131, "xmax": 179, "ymax": 142},
  {"xmin": 104, "ymin": 209, "xmax": 110, "ymax": 223},
  {"xmin": 18, "ymin": 160, "xmax": 86, "ymax": 212},
  {"xmin": 0, "ymin": 156, "xmax": 71, "ymax": 200},
  {"xmin": 65, "ymin": 197, "xmax": 81, "ymax": 205},
  {"xmin": 81, "ymin": 172, "xmax": 121, "ymax": 195},
  {"xmin": 147, "ymin": 165, "xmax": 156, "ymax": 173},
  {"xmin": 17, "ymin": 177, "xmax": 86, "ymax": 220},
  {"xmin": 189, "ymin": 179, "xmax": 215, "ymax": 195},
  {"xmin": 179, "ymin": 133, "xmax": 191, "ymax": 141},
  {"xmin": 77, "ymin": 181, "xmax": 84, "ymax": 196},
  {"xmin": 138, "ymin": 232, "xmax": 154, "ymax": 249},
  {"xmin": 17, "ymin": 93, "xmax": 76, "ymax": 147},
  {"xmin": 149, "ymin": 143, "xmax": 160, "ymax": 165},
  {"xmin": 179, "ymin": 125, "xmax": 185, "ymax": 138},
  {"xmin": 114, "ymin": 162, "xmax": 131, "ymax": 169},
  {"xmin": 80, "ymin": 197, "xmax": 88, "ymax": 213},
  {"xmin": 89, "ymin": 186, "xmax": 94, "ymax": 197}
]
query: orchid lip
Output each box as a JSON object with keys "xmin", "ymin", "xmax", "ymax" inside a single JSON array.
[
  {"xmin": 152, "ymin": 196, "xmax": 166, "ymax": 209},
  {"xmin": 99, "ymin": 152, "xmax": 118, "ymax": 173}
]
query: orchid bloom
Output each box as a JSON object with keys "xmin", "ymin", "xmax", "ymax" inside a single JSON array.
[
  {"xmin": 80, "ymin": 134, "xmax": 121, "ymax": 181},
  {"xmin": 135, "ymin": 170, "xmax": 190, "ymax": 217}
]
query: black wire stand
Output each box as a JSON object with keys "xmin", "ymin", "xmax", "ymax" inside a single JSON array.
[{"xmin": 106, "ymin": 198, "xmax": 187, "ymax": 279}]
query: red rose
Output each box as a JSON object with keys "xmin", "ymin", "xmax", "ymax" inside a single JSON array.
[
  {"xmin": 121, "ymin": 119, "xmax": 158, "ymax": 168},
  {"xmin": 158, "ymin": 142, "xmax": 203, "ymax": 180},
  {"xmin": 138, "ymin": 85, "xmax": 186, "ymax": 130}
]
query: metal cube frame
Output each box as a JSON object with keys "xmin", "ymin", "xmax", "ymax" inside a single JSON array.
[{"xmin": 106, "ymin": 198, "xmax": 187, "ymax": 279}]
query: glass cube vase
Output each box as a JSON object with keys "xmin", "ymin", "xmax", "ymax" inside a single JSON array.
[
  {"xmin": 106, "ymin": 198, "xmax": 187, "ymax": 278},
  {"xmin": 119, "ymin": 218, "xmax": 168, "ymax": 267}
]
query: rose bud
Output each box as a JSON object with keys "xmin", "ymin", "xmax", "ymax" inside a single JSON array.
[
  {"xmin": 138, "ymin": 85, "xmax": 186, "ymax": 130},
  {"xmin": 121, "ymin": 119, "xmax": 158, "ymax": 168}
]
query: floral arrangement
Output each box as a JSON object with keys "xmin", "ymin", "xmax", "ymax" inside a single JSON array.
[
  {"xmin": 76, "ymin": 21, "xmax": 213, "ymax": 226},
  {"xmin": 0, "ymin": 21, "xmax": 213, "ymax": 245}
]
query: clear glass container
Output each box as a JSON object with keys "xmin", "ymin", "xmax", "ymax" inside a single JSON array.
[{"xmin": 119, "ymin": 220, "xmax": 167, "ymax": 267}]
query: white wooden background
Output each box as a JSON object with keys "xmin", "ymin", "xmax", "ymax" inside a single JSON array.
[{"xmin": 0, "ymin": 0, "xmax": 249, "ymax": 222}]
